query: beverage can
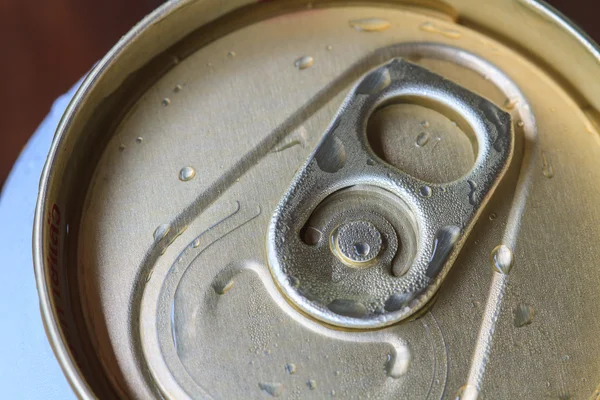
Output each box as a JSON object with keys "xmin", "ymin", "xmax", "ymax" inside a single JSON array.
[{"xmin": 34, "ymin": 1, "xmax": 600, "ymax": 398}]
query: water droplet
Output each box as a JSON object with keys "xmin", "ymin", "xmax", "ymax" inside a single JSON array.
[
  {"xmin": 228, "ymin": 51, "xmax": 236, "ymax": 57},
  {"xmin": 192, "ymin": 238, "xmax": 201, "ymax": 248},
  {"xmin": 327, "ymin": 299, "xmax": 367, "ymax": 318},
  {"xmin": 514, "ymin": 303, "xmax": 534, "ymax": 327},
  {"xmin": 326, "ymin": 45, "xmax": 333, "ymax": 51},
  {"xmin": 258, "ymin": 382, "xmax": 284, "ymax": 397},
  {"xmin": 503, "ymin": 97, "xmax": 518, "ymax": 110},
  {"xmin": 153, "ymin": 224, "xmax": 170, "ymax": 242},
  {"xmin": 416, "ymin": 132, "xmax": 430, "ymax": 147},
  {"xmin": 420, "ymin": 22, "xmax": 462, "ymax": 39},
  {"xmin": 307, "ymin": 380, "xmax": 317, "ymax": 390},
  {"xmin": 541, "ymin": 151, "xmax": 554, "ymax": 178},
  {"xmin": 334, "ymin": 370, "xmax": 340, "ymax": 376},
  {"xmin": 288, "ymin": 275, "xmax": 300, "ymax": 287},
  {"xmin": 353, "ymin": 242, "xmax": 370, "ymax": 257},
  {"xmin": 161, "ymin": 98, "xmax": 171, "ymax": 107},
  {"xmin": 174, "ymin": 84, "xmax": 183, "ymax": 93},
  {"xmin": 420, "ymin": 120, "xmax": 430, "ymax": 128},
  {"xmin": 272, "ymin": 140, "xmax": 302, "ymax": 153},
  {"xmin": 385, "ymin": 346, "xmax": 411, "ymax": 378},
  {"xmin": 455, "ymin": 384, "xmax": 478, "ymax": 399},
  {"xmin": 356, "ymin": 66, "xmax": 390, "ymax": 94},
  {"xmin": 330, "ymin": 390, "xmax": 336, "ymax": 396},
  {"xmin": 212, "ymin": 279, "xmax": 234, "ymax": 295},
  {"xmin": 349, "ymin": 18, "xmax": 391, "ymax": 32},
  {"xmin": 419, "ymin": 185, "xmax": 432, "ymax": 197},
  {"xmin": 119, "ymin": 144, "xmax": 126, "ymax": 151},
  {"xmin": 315, "ymin": 135, "xmax": 345, "ymax": 172},
  {"xmin": 517, "ymin": 120, "xmax": 525, "ymax": 127},
  {"xmin": 490, "ymin": 244, "xmax": 514, "ymax": 274},
  {"xmin": 562, "ymin": 354, "xmax": 570, "ymax": 361},
  {"xmin": 136, "ymin": 137, "xmax": 143, "ymax": 143},
  {"xmin": 285, "ymin": 363, "xmax": 296, "ymax": 374},
  {"xmin": 425, "ymin": 226, "xmax": 460, "ymax": 279},
  {"xmin": 145, "ymin": 268, "xmax": 154, "ymax": 282},
  {"xmin": 303, "ymin": 226, "xmax": 322, "ymax": 245},
  {"xmin": 367, "ymin": 158, "xmax": 376, "ymax": 166},
  {"xmin": 179, "ymin": 166, "xmax": 196, "ymax": 182},
  {"xmin": 489, "ymin": 213, "xmax": 497, "ymax": 221},
  {"xmin": 467, "ymin": 180, "xmax": 478, "ymax": 205},
  {"xmin": 384, "ymin": 292, "xmax": 414, "ymax": 312},
  {"xmin": 294, "ymin": 56, "xmax": 314, "ymax": 70}
]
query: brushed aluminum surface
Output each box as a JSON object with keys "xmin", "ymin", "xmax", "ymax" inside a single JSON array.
[{"xmin": 33, "ymin": 1, "xmax": 600, "ymax": 399}]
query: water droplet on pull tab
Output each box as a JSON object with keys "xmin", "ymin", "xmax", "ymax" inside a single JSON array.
[
  {"xmin": 467, "ymin": 180, "xmax": 478, "ymax": 205},
  {"xmin": 349, "ymin": 18, "xmax": 391, "ymax": 32},
  {"xmin": 353, "ymin": 242, "xmax": 370, "ymax": 257},
  {"xmin": 258, "ymin": 382, "xmax": 284, "ymax": 397},
  {"xmin": 307, "ymin": 380, "xmax": 317, "ymax": 390},
  {"xmin": 425, "ymin": 226, "xmax": 461, "ymax": 279},
  {"xmin": 419, "ymin": 185, "xmax": 432, "ymax": 197},
  {"xmin": 327, "ymin": 299, "xmax": 367, "ymax": 318},
  {"xmin": 294, "ymin": 56, "xmax": 314, "ymax": 70}
]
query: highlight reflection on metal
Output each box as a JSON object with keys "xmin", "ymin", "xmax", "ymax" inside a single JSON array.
[{"xmin": 267, "ymin": 59, "xmax": 514, "ymax": 328}]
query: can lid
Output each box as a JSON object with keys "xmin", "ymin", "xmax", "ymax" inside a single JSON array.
[{"xmin": 33, "ymin": 1, "xmax": 600, "ymax": 399}]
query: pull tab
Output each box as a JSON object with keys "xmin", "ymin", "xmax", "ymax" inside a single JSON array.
[{"xmin": 267, "ymin": 59, "xmax": 513, "ymax": 329}]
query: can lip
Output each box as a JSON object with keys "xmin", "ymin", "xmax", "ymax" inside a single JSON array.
[
  {"xmin": 31, "ymin": 1, "xmax": 189, "ymax": 398},
  {"xmin": 31, "ymin": 0, "xmax": 600, "ymax": 399},
  {"xmin": 534, "ymin": 0, "xmax": 600, "ymax": 60}
]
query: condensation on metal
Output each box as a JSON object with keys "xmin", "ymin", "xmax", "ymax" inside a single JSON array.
[
  {"xmin": 31, "ymin": 1, "xmax": 600, "ymax": 399},
  {"xmin": 267, "ymin": 58, "xmax": 514, "ymax": 329}
]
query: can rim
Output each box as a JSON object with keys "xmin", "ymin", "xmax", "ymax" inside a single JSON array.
[
  {"xmin": 32, "ymin": 1, "xmax": 187, "ymax": 398},
  {"xmin": 31, "ymin": 0, "xmax": 600, "ymax": 398}
]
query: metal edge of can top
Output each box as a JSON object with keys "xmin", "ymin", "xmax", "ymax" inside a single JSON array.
[
  {"xmin": 32, "ymin": 0, "xmax": 600, "ymax": 398},
  {"xmin": 31, "ymin": 1, "xmax": 194, "ymax": 397}
]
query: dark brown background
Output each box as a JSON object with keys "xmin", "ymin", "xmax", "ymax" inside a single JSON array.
[{"xmin": 0, "ymin": 1, "xmax": 596, "ymax": 188}]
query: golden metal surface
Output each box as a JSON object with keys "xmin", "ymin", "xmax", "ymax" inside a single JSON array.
[{"xmin": 33, "ymin": 0, "xmax": 600, "ymax": 399}]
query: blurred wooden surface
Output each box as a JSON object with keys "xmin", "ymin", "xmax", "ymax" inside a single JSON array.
[{"xmin": 0, "ymin": 0, "xmax": 597, "ymax": 188}]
